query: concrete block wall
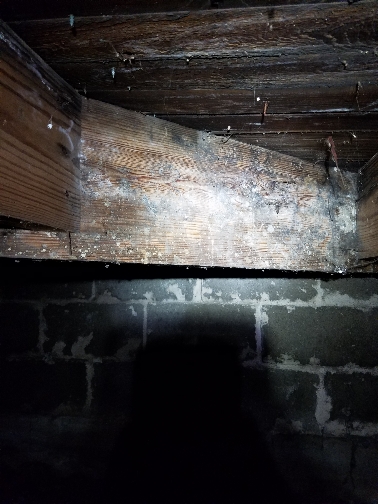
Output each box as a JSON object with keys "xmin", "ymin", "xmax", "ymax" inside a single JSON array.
[{"xmin": 1, "ymin": 264, "xmax": 378, "ymax": 503}]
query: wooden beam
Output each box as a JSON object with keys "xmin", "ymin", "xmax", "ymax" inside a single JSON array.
[
  {"xmin": 85, "ymin": 83, "xmax": 378, "ymax": 116},
  {"xmin": 357, "ymin": 153, "xmax": 378, "ymax": 260},
  {"xmin": 0, "ymin": 21, "xmax": 81, "ymax": 231},
  {"xmin": 9, "ymin": 3, "xmax": 376, "ymax": 63},
  {"xmin": 7, "ymin": 3, "xmax": 377, "ymax": 170},
  {"xmin": 0, "ymin": 0, "xmax": 341, "ymax": 22},
  {"xmin": 1, "ymin": 97, "xmax": 357, "ymax": 271},
  {"xmin": 156, "ymin": 114, "xmax": 378, "ymax": 135},
  {"xmin": 0, "ymin": 97, "xmax": 358, "ymax": 271},
  {"xmin": 0, "ymin": 230, "xmax": 72, "ymax": 260},
  {"xmin": 156, "ymin": 116, "xmax": 377, "ymax": 172},
  {"xmin": 231, "ymin": 132, "xmax": 376, "ymax": 173},
  {"xmin": 44, "ymin": 47, "xmax": 377, "ymax": 93}
]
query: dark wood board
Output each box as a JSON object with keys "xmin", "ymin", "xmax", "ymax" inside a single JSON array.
[
  {"xmin": 48, "ymin": 47, "xmax": 377, "ymax": 92},
  {"xmin": 156, "ymin": 114, "xmax": 378, "ymax": 135},
  {"xmin": 0, "ymin": 0, "xmax": 342, "ymax": 22},
  {"xmin": 156, "ymin": 117, "xmax": 377, "ymax": 172},
  {"xmin": 9, "ymin": 3, "xmax": 377, "ymax": 62},
  {"xmin": 84, "ymin": 82, "xmax": 378, "ymax": 116},
  {"xmin": 6, "ymin": 2, "xmax": 377, "ymax": 170},
  {"xmin": 233, "ymin": 131, "xmax": 378, "ymax": 172}
]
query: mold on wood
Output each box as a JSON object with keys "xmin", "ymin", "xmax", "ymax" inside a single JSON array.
[{"xmin": 0, "ymin": 98, "xmax": 357, "ymax": 272}]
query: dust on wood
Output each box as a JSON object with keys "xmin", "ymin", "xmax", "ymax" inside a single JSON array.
[{"xmin": 67, "ymin": 98, "xmax": 356, "ymax": 271}]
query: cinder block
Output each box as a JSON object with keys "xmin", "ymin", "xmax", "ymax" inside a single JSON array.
[
  {"xmin": 0, "ymin": 302, "xmax": 39, "ymax": 357},
  {"xmin": 322, "ymin": 277, "xmax": 378, "ymax": 300},
  {"xmin": 354, "ymin": 441, "xmax": 378, "ymax": 502},
  {"xmin": 241, "ymin": 368, "xmax": 318, "ymax": 433},
  {"xmin": 263, "ymin": 306, "xmax": 378, "ymax": 367},
  {"xmin": 0, "ymin": 360, "xmax": 86, "ymax": 414},
  {"xmin": 95, "ymin": 279, "xmax": 194, "ymax": 302},
  {"xmin": 270, "ymin": 434, "xmax": 353, "ymax": 503},
  {"xmin": 202, "ymin": 278, "xmax": 318, "ymax": 302},
  {"xmin": 43, "ymin": 303, "xmax": 143, "ymax": 358},
  {"xmin": 92, "ymin": 362, "xmax": 134, "ymax": 416},
  {"xmin": 325, "ymin": 373, "xmax": 378, "ymax": 424},
  {"xmin": 147, "ymin": 303, "xmax": 255, "ymax": 351},
  {"xmin": 0, "ymin": 280, "xmax": 93, "ymax": 301}
]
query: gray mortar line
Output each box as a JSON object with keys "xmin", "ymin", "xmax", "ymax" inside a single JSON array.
[{"xmin": 142, "ymin": 302, "xmax": 148, "ymax": 348}]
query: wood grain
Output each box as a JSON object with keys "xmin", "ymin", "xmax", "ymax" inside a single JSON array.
[
  {"xmin": 233, "ymin": 132, "xmax": 377, "ymax": 172},
  {"xmin": 0, "ymin": 230, "xmax": 72, "ymax": 259},
  {"xmin": 156, "ymin": 116, "xmax": 377, "ymax": 171},
  {"xmin": 9, "ymin": 3, "xmax": 377, "ymax": 62},
  {"xmin": 357, "ymin": 153, "xmax": 378, "ymax": 259},
  {"xmin": 7, "ymin": 2, "xmax": 377, "ymax": 170},
  {"xmin": 156, "ymin": 114, "xmax": 378, "ymax": 135},
  {"xmin": 1, "ymin": 0, "xmax": 342, "ymax": 22},
  {"xmin": 75, "ymin": 98, "xmax": 357, "ymax": 271},
  {"xmin": 49, "ymin": 47, "xmax": 377, "ymax": 92},
  {"xmin": 0, "ymin": 21, "xmax": 81, "ymax": 231},
  {"xmin": 85, "ymin": 82, "xmax": 378, "ymax": 116},
  {"xmin": 0, "ymin": 96, "xmax": 358, "ymax": 271}
]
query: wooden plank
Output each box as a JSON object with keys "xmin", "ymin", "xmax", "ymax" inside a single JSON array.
[
  {"xmin": 9, "ymin": 3, "xmax": 377, "ymax": 63},
  {"xmin": 76, "ymin": 98, "xmax": 357, "ymax": 271},
  {"xmin": 154, "ymin": 115, "xmax": 377, "ymax": 171},
  {"xmin": 1, "ymin": 0, "xmax": 340, "ymax": 22},
  {"xmin": 49, "ymin": 46, "xmax": 377, "ymax": 93},
  {"xmin": 357, "ymin": 153, "xmax": 378, "ymax": 260},
  {"xmin": 84, "ymin": 82, "xmax": 378, "ymax": 115},
  {"xmin": 156, "ymin": 114, "xmax": 378, "ymax": 135},
  {"xmin": 0, "ymin": 230, "xmax": 72, "ymax": 259},
  {"xmin": 0, "ymin": 216, "xmax": 61, "ymax": 231},
  {"xmin": 233, "ymin": 132, "xmax": 377, "ymax": 173},
  {"xmin": 0, "ymin": 97, "xmax": 359, "ymax": 271},
  {"xmin": 0, "ymin": 21, "xmax": 81, "ymax": 231}
]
